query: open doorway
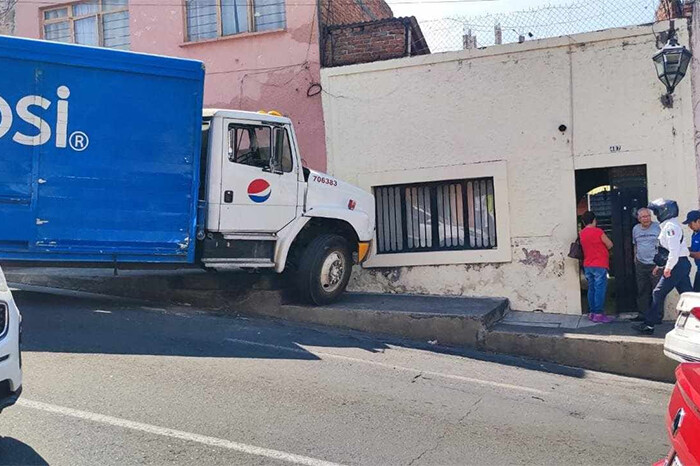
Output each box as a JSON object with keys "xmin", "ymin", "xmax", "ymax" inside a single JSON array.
[{"xmin": 574, "ymin": 165, "xmax": 648, "ymax": 315}]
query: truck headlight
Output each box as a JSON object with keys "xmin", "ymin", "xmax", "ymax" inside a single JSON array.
[{"xmin": 358, "ymin": 241, "xmax": 371, "ymax": 263}]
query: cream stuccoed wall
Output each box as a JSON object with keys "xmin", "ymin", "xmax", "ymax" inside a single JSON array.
[{"xmin": 321, "ymin": 21, "xmax": 698, "ymax": 315}]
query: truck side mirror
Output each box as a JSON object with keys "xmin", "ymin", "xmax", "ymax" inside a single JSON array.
[{"xmin": 269, "ymin": 128, "xmax": 285, "ymax": 174}]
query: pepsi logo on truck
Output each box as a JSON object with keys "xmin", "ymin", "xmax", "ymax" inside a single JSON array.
[
  {"xmin": 0, "ymin": 85, "xmax": 88, "ymax": 150},
  {"xmin": 247, "ymin": 179, "xmax": 271, "ymax": 203}
]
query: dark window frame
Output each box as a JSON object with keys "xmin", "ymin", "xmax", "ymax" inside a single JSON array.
[
  {"xmin": 374, "ymin": 177, "xmax": 497, "ymax": 255},
  {"xmin": 184, "ymin": 0, "xmax": 287, "ymax": 43},
  {"xmin": 41, "ymin": 0, "xmax": 130, "ymax": 49},
  {"xmin": 227, "ymin": 123, "xmax": 294, "ymax": 174},
  {"xmin": 273, "ymin": 127, "xmax": 294, "ymax": 173},
  {"xmin": 227, "ymin": 123, "xmax": 273, "ymax": 170}
]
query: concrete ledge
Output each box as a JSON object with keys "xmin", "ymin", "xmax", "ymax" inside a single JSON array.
[
  {"xmin": 4, "ymin": 268, "xmax": 509, "ymax": 349},
  {"xmin": 4, "ymin": 268, "xmax": 286, "ymax": 314},
  {"xmin": 482, "ymin": 324, "xmax": 678, "ymax": 382},
  {"xmin": 4, "ymin": 267, "xmax": 678, "ymax": 382},
  {"xmin": 264, "ymin": 294, "xmax": 510, "ymax": 348}
]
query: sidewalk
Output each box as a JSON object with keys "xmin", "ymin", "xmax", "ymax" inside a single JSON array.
[
  {"xmin": 485, "ymin": 311, "xmax": 676, "ymax": 382},
  {"xmin": 4, "ymin": 267, "xmax": 679, "ymax": 382}
]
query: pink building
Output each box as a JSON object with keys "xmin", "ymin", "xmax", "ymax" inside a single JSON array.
[
  {"xmin": 11, "ymin": 0, "xmax": 427, "ymax": 170},
  {"xmin": 14, "ymin": 0, "xmax": 328, "ymax": 169}
]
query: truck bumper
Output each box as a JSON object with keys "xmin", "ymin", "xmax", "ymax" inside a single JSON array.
[{"xmin": 664, "ymin": 328, "xmax": 700, "ymax": 363}]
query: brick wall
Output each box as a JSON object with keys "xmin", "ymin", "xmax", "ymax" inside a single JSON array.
[
  {"xmin": 319, "ymin": 0, "xmax": 394, "ymax": 27},
  {"xmin": 323, "ymin": 17, "xmax": 429, "ymax": 67},
  {"xmin": 655, "ymin": 0, "xmax": 692, "ymax": 20},
  {"xmin": 318, "ymin": 0, "xmax": 430, "ymax": 68},
  {"xmin": 325, "ymin": 20, "xmax": 405, "ymax": 67},
  {"xmin": 0, "ymin": 0, "xmax": 15, "ymax": 35}
]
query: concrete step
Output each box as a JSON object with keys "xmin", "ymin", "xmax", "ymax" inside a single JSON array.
[
  {"xmin": 3, "ymin": 268, "xmax": 509, "ymax": 349},
  {"xmin": 3, "ymin": 267, "xmax": 288, "ymax": 314},
  {"xmin": 3, "ymin": 267, "xmax": 678, "ymax": 382},
  {"xmin": 483, "ymin": 321, "xmax": 678, "ymax": 382},
  {"xmin": 266, "ymin": 293, "xmax": 510, "ymax": 348}
]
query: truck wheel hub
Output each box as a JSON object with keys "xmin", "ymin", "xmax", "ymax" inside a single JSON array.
[{"xmin": 321, "ymin": 252, "xmax": 345, "ymax": 292}]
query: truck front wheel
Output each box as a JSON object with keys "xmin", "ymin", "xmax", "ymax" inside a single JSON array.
[{"xmin": 297, "ymin": 234, "xmax": 352, "ymax": 305}]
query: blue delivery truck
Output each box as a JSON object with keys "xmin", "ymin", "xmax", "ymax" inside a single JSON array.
[{"xmin": 0, "ymin": 36, "xmax": 376, "ymax": 304}]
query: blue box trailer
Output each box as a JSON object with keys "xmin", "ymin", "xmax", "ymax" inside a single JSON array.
[{"xmin": 0, "ymin": 36, "xmax": 204, "ymax": 264}]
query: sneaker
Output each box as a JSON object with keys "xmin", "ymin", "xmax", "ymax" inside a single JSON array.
[
  {"xmin": 588, "ymin": 313, "xmax": 597, "ymax": 322},
  {"xmin": 596, "ymin": 314, "xmax": 614, "ymax": 323},
  {"xmin": 632, "ymin": 323, "xmax": 654, "ymax": 335},
  {"xmin": 630, "ymin": 314, "xmax": 646, "ymax": 322}
]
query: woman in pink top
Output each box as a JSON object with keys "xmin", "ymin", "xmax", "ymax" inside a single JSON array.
[{"xmin": 579, "ymin": 211, "xmax": 614, "ymax": 323}]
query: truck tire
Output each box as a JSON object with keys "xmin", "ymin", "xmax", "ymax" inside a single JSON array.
[{"xmin": 297, "ymin": 234, "xmax": 352, "ymax": 305}]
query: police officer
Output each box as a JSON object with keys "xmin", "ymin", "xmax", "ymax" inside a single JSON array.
[
  {"xmin": 682, "ymin": 210, "xmax": 700, "ymax": 291},
  {"xmin": 634, "ymin": 199, "xmax": 692, "ymax": 334}
]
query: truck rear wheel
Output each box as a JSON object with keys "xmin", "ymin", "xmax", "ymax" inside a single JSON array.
[{"xmin": 297, "ymin": 234, "xmax": 352, "ymax": 305}]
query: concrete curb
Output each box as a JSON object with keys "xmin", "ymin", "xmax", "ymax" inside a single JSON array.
[
  {"xmin": 481, "ymin": 326, "xmax": 677, "ymax": 382},
  {"xmin": 257, "ymin": 299, "xmax": 510, "ymax": 348},
  {"xmin": 6, "ymin": 269, "xmax": 509, "ymax": 348},
  {"xmin": 5, "ymin": 268, "xmax": 509, "ymax": 349},
  {"xmin": 5, "ymin": 269, "xmax": 286, "ymax": 315},
  {"xmin": 5, "ymin": 268, "xmax": 678, "ymax": 382}
]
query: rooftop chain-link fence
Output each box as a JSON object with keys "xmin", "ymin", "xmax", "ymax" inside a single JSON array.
[{"xmin": 417, "ymin": 0, "xmax": 663, "ymax": 53}]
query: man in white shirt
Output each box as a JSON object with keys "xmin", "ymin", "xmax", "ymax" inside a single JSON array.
[{"xmin": 634, "ymin": 199, "xmax": 692, "ymax": 335}]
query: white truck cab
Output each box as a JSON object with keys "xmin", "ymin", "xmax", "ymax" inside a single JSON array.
[
  {"xmin": 0, "ymin": 266, "xmax": 22, "ymax": 413},
  {"xmin": 198, "ymin": 109, "xmax": 375, "ymax": 304}
]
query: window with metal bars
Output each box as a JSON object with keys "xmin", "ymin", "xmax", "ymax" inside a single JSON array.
[
  {"xmin": 185, "ymin": 0, "xmax": 286, "ymax": 42},
  {"xmin": 374, "ymin": 178, "xmax": 497, "ymax": 254}
]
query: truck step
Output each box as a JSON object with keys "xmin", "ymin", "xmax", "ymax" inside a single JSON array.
[
  {"xmin": 201, "ymin": 258, "xmax": 276, "ymax": 269},
  {"xmin": 222, "ymin": 233, "xmax": 277, "ymax": 241}
]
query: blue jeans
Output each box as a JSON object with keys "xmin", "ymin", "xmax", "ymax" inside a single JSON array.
[
  {"xmin": 584, "ymin": 267, "xmax": 608, "ymax": 314},
  {"xmin": 645, "ymin": 257, "xmax": 692, "ymax": 326}
]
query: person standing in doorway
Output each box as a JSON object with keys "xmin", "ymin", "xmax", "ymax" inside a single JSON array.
[
  {"xmin": 683, "ymin": 210, "xmax": 700, "ymax": 291},
  {"xmin": 580, "ymin": 211, "xmax": 614, "ymax": 323},
  {"xmin": 631, "ymin": 208, "xmax": 661, "ymax": 321},
  {"xmin": 634, "ymin": 199, "xmax": 692, "ymax": 335}
]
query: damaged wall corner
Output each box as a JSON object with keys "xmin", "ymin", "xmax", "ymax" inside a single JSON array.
[{"xmin": 0, "ymin": 0, "xmax": 15, "ymax": 35}]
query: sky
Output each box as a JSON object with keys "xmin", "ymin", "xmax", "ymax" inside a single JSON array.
[
  {"xmin": 390, "ymin": 0, "xmax": 581, "ymax": 22},
  {"xmin": 387, "ymin": 0, "xmax": 659, "ymax": 51}
]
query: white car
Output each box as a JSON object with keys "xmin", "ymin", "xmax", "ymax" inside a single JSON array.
[
  {"xmin": 664, "ymin": 292, "xmax": 700, "ymax": 362},
  {"xmin": 0, "ymin": 266, "xmax": 22, "ymax": 412}
]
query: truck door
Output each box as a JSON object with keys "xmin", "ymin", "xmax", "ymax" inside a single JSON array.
[{"xmin": 218, "ymin": 120, "xmax": 298, "ymax": 233}]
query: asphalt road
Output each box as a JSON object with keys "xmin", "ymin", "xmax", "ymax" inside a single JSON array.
[{"xmin": 0, "ymin": 289, "xmax": 674, "ymax": 465}]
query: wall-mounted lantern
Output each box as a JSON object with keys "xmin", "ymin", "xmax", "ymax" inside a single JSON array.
[{"xmin": 653, "ymin": 20, "xmax": 692, "ymax": 107}]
